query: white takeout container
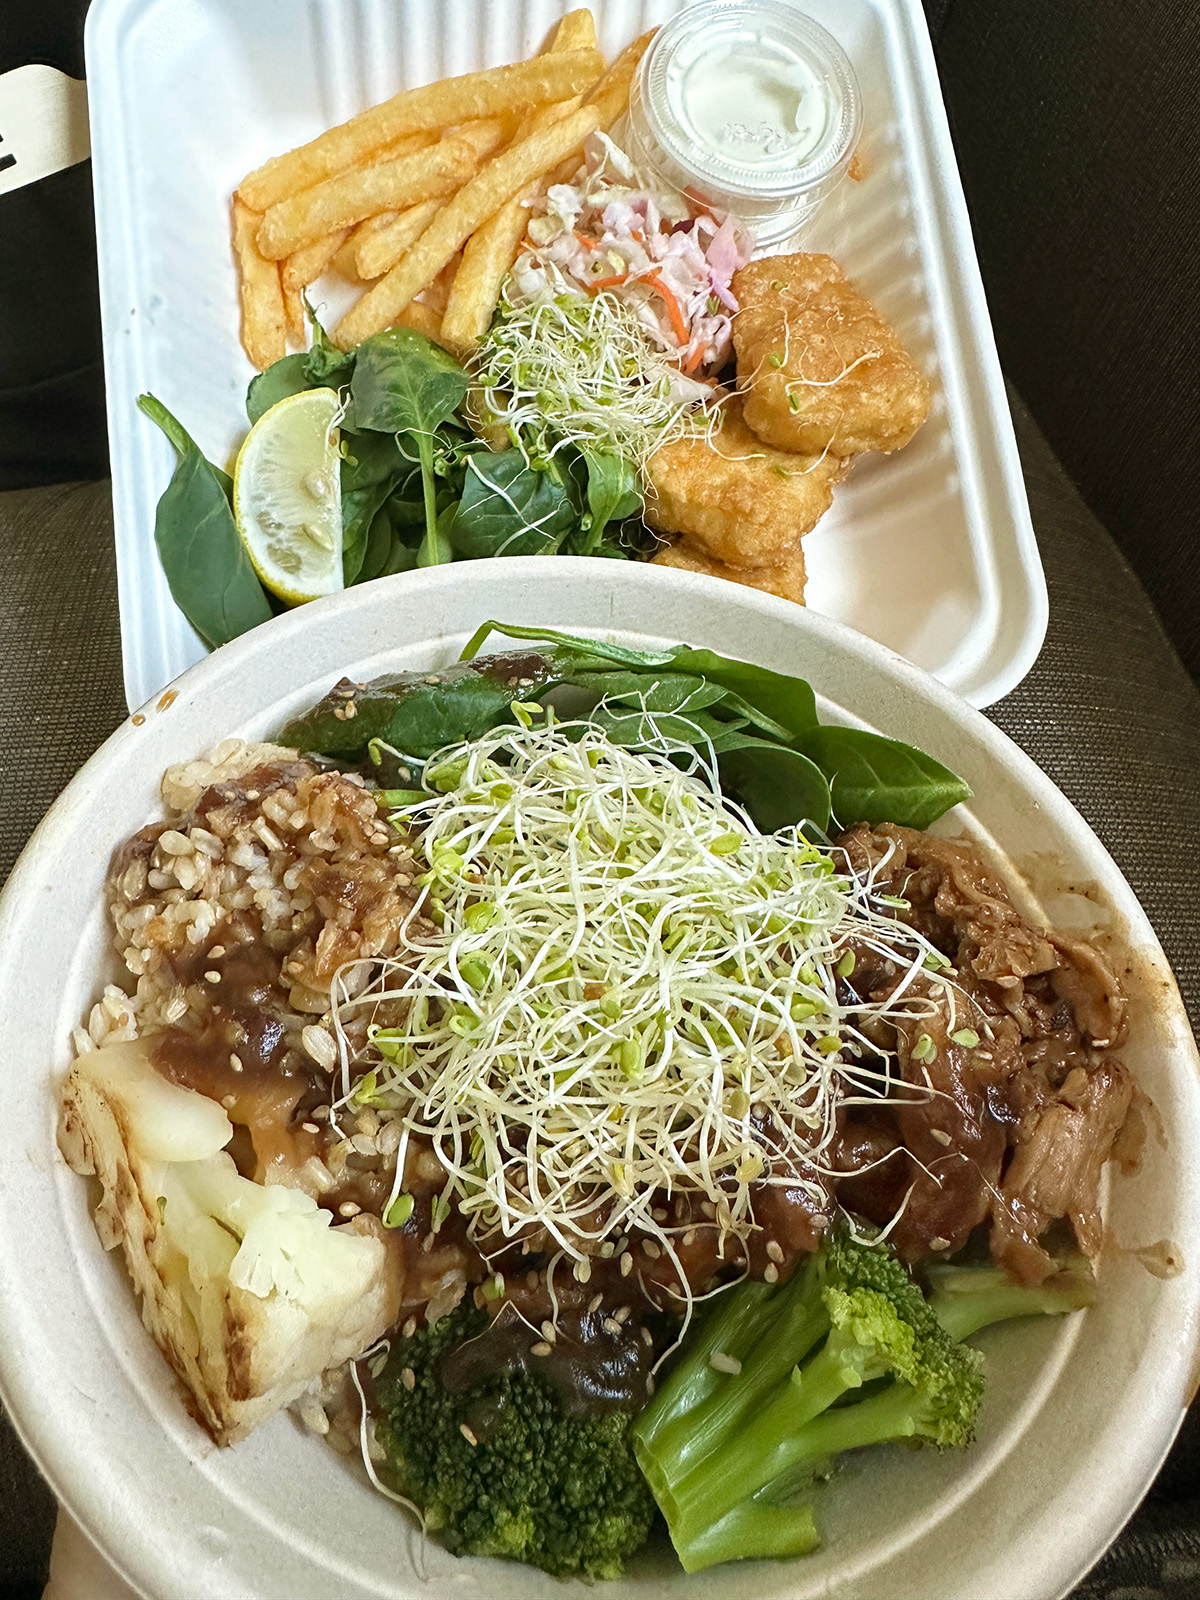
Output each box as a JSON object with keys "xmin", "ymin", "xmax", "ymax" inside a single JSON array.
[
  {"xmin": 85, "ymin": 0, "xmax": 1047, "ymax": 713},
  {"xmin": 0, "ymin": 560, "xmax": 1196, "ymax": 1600}
]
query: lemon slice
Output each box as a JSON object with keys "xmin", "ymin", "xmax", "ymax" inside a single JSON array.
[{"xmin": 233, "ymin": 388, "xmax": 344, "ymax": 605}]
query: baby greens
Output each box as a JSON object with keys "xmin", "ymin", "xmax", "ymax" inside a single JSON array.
[
  {"xmin": 140, "ymin": 319, "xmax": 649, "ymax": 651},
  {"xmin": 136, "ymin": 395, "xmax": 272, "ymax": 648},
  {"xmin": 279, "ymin": 621, "xmax": 971, "ymax": 833}
]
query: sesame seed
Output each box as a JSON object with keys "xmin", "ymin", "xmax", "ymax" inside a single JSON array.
[
  {"xmin": 209, "ymin": 945, "xmax": 226, "ymax": 959},
  {"xmin": 930, "ymin": 1128, "xmax": 953, "ymax": 1147},
  {"xmin": 615, "ymin": 1305, "xmax": 631, "ymax": 1323},
  {"xmin": 338, "ymin": 1201, "xmax": 361, "ymax": 1217},
  {"xmin": 710, "ymin": 1351, "xmax": 742, "ymax": 1375},
  {"xmin": 588, "ymin": 1293, "xmax": 603, "ymax": 1314},
  {"xmin": 402, "ymin": 1317, "xmax": 417, "ymax": 1339},
  {"xmin": 205, "ymin": 970, "xmax": 221, "ymax": 984},
  {"xmin": 930, "ymin": 1236, "xmax": 951, "ymax": 1251},
  {"xmin": 401, "ymin": 1368, "xmax": 415, "ymax": 1391},
  {"xmin": 540, "ymin": 1320, "xmax": 557, "ymax": 1344},
  {"xmin": 641, "ymin": 1326, "xmax": 654, "ymax": 1347},
  {"xmin": 302, "ymin": 1121, "xmax": 320, "ymax": 1134},
  {"xmin": 573, "ymin": 1257, "xmax": 592, "ymax": 1283},
  {"xmin": 459, "ymin": 1423, "xmax": 478, "ymax": 1446},
  {"xmin": 766, "ymin": 1240, "xmax": 785, "ymax": 1264},
  {"xmin": 682, "ymin": 1229, "xmax": 697, "ymax": 1247},
  {"xmin": 620, "ymin": 1251, "xmax": 633, "ymax": 1276},
  {"xmin": 229, "ymin": 1054, "xmax": 243, "ymax": 1073},
  {"xmin": 602, "ymin": 1317, "xmax": 622, "ymax": 1337},
  {"xmin": 421, "ymin": 1233, "xmax": 435, "ymax": 1253},
  {"xmin": 221, "ymin": 1094, "xmax": 236, "ymax": 1109},
  {"xmin": 764, "ymin": 1262, "xmax": 780, "ymax": 1284},
  {"xmin": 642, "ymin": 1240, "xmax": 661, "ymax": 1259},
  {"xmin": 530, "ymin": 1342, "xmax": 552, "ymax": 1358}
]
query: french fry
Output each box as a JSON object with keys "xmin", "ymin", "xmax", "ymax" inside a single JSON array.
[
  {"xmin": 335, "ymin": 103, "xmax": 602, "ymax": 348},
  {"xmin": 438, "ymin": 15, "xmax": 603, "ymax": 357},
  {"xmin": 440, "ymin": 96, "xmax": 583, "ymax": 357},
  {"xmin": 439, "ymin": 198, "xmax": 531, "ymax": 358},
  {"xmin": 283, "ymin": 282, "xmax": 307, "ymax": 347},
  {"xmin": 331, "ymin": 233, "xmax": 363, "ymax": 282},
  {"xmin": 257, "ymin": 138, "xmax": 478, "ymax": 260},
  {"xmin": 419, "ymin": 249, "xmax": 464, "ymax": 318},
  {"xmin": 547, "ymin": 9, "xmax": 598, "ymax": 52},
  {"xmin": 394, "ymin": 299, "xmax": 447, "ymax": 347},
  {"xmin": 231, "ymin": 197, "xmax": 287, "ymax": 370},
  {"xmin": 449, "ymin": 116, "xmax": 515, "ymax": 162},
  {"xmin": 587, "ymin": 28, "xmax": 655, "ymax": 130},
  {"xmin": 355, "ymin": 199, "xmax": 442, "ymax": 280},
  {"xmin": 238, "ymin": 50, "xmax": 603, "ymax": 212},
  {"xmin": 282, "ymin": 228, "xmax": 348, "ymax": 293},
  {"xmin": 540, "ymin": 30, "xmax": 657, "ymax": 191}
]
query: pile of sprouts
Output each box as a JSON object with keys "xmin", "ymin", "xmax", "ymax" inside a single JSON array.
[
  {"xmin": 329, "ymin": 717, "xmax": 965, "ymax": 1280},
  {"xmin": 470, "ymin": 284, "xmax": 713, "ymax": 473}
]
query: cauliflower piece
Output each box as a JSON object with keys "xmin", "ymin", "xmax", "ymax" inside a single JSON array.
[{"xmin": 59, "ymin": 1039, "xmax": 395, "ymax": 1444}]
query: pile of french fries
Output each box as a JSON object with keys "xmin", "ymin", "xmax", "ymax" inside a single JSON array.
[{"xmin": 231, "ymin": 10, "xmax": 654, "ymax": 370}]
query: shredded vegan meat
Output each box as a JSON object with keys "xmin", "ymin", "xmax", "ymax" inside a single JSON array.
[{"xmin": 833, "ymin": 824, "xmax": 1134, "ymax": 1282}]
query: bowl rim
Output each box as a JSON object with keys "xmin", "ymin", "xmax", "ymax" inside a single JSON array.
[{"xmin": 0, "ymin": 558, "xmax": 1195, "ymax": 1600}]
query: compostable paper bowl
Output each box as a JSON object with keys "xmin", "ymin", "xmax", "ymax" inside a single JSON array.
[{"xmin": 0, "ymin": 560, "xmax": 1195, "ymax": 1600}]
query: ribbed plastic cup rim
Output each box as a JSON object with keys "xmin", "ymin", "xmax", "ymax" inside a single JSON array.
[{"xmin": 638, "ymin": 0, "xmax": 862, "ymax": 201}]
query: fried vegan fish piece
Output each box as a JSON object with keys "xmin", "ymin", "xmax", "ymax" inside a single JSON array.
[
  {"xmin": 643, "ymin": 397, "xmax": 848, "ymax": 568},
  {"xmin": 651, "ymin": 535, "xmax": 808, "ymax": 606},
  {"xmin": 732, "ymin": 253, "xmax": 931, "ymax": 456}
]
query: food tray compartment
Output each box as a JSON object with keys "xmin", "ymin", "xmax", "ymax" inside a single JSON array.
[{"xmin": 86, "ymin": 0, "xmax": 1046, "ymax": 711}]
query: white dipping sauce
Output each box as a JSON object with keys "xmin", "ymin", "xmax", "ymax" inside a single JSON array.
[
  {"xmin": 625, "ymin": 1, "xmax": 861, "ymax": 246},
  {"xmin": 666, "ymin": 32, "xmax": 831, "ymax": 174}
]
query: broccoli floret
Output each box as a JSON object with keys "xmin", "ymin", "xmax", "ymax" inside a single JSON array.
[
  {"xmin": 925, "ymin": 1258, "xmax": 1095, "ymax": 1341},
  {"xmin": 375, "ymin": 1300, "xmax": 656, "ymax": 1580},
  {"xmin": 634, "ymin": 1224, "xmax": 1087, "ymax": 1573}
]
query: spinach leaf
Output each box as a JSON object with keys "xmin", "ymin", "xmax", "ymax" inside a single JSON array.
[
  {"xmin": 452, "ymin": 451, "xmax": 578, "ymax": 559},
  {"xmin": 578, "ymin": 671, "xmax": 731, "ymax": 719},
  {"xmin": 589, "ymin": 703, "xmax": 736, "ymax": 751},
  {"xmin": 305, "ymin": 315, "xmax": 355, "ymax": 388},
  {"xmin": 340, "ymin": 429, "xmax": 415, "ymax": 495},
  {"xmin": 459, "ymin": 623, "xmax": 811, "ymax": 740},
  {"xmin": 461, "ymin": 621, "xmax": 681, "ymax": 669},
  {"xmin": 799, "ymin": 726, "xmax": 972, "ymax": 830},
  {"xmin": 246, "ymin": 353, "xmax": 316, "ymax": 425},
  {"xmin": 350, "ymin": 328, "xmax": 469, "ymax": 567},
  {"xmin": 359, "ymin": 504, "xmax": 396, "ymax": 584},
  {"xmin": 713, "ymin": 739, "xmax": 831, "ymax": 834},
  {"xmin": 138, "ymin": 393, "xmax": 231, "ymax": 494},
  {"xmin": 381, "ymin": 535, "xmax": 419, "ymax": 576},
  {"xmin": 418, "ymin": 502, "xmax": 458, "ymax": 567},
  {"xmin": 341, "ymin": 477, "xmax": 396, "ymax": 585},
  {"xmin": 278, "ymin": 650, "xmax": 562, "ymax": 760},
  {"xmin": 584, "ymin": 449, "xmax": 642, "ymax": 532},
  {"xmin": 138, "ymin": 394, "xmax": 272, "ymax": 648},
  {"xmin": 663, "ymin": 648, "xmax": 818, "ymax": 742}
]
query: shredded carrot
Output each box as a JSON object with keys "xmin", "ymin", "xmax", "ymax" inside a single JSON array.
[
  {"xmin": 574, "ymin": 230, "xmax": 602, "ymax": 252},
  {"xmin": 583, "ymin": 266, "xmax": 692, "ymax": 352},
  {"xmin": 644, "ymin": 272, "xmax": 690, "ymax": 346},
  {"xmin": 683, "ymin": 342, "xmax": 706, "ymax": 375}
]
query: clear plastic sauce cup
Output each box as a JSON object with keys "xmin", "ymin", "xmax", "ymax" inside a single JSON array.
[{"xmin": 622, "ymin": 1, "xmax": 862, "ymax": 246}]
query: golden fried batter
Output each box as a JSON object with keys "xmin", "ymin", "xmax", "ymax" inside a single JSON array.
[
  {"xmin": 650, "ymin": 536, "xmax": 807, "ymax": 607},
  {"xmin": 643, "ymin": 397, "xmax": 847, "ymax": 568},
  {"xmin": 732, "ymin": 253, "xmax": 931, "ymax": 456}
]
